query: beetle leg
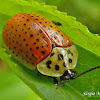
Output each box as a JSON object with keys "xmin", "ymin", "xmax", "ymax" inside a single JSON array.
[
  {"xmin": 37, "ymin": 72, "xmax": 59, "ymax": 86},
  {"xmin": 56, "ymin": 79, "xmax": 70, "ymax": 89},
  {"xmin": 56, "ymin": 70, "xmax": 75, "ymax": 89},
  {"xmin": 53, "ymin": 77, "xmax": 58, "ymax": 85},
  {"xmin": 52, "ymin": 21, "xmax": 62, "ymax": 26}
]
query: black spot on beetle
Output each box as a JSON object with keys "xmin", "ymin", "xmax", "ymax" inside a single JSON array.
[
  {"xmin": 36, "ymin": 47, "xmax": 39, "ymax": 49},
  {"xmin": 42, "ymin": 36, "xmax": 45, "ymax": 39},
  {"xmin": 36, "ymin": 39, "xmax": 39, "ymax": 42},
  {"xmin": 30, "ymin": 48, "xmax": 32, "ymax": 51},
  {"xmin": 63, "ymin": 62, "xmax": 67, "ymax": 67},
  {"xmin": 32, "ymin": 54, "xmax": 34, "ymax": 57},
  {"xmin": 20, "ymin": 49, "xmax": 22, "ymax": 52},
  {"xmin": 24, "ymin": 24, "xmax": 26, "ymax": 26},
  {"xmin": 67, "ymin": 50, "xmax": 73, "ymax": 56},
  {"xmin": 47, "ymin": 65, "xmax": 51, "ymax": 69},
  {"xmin": 14, "ymin": 47, "xmax": 16, "ymax": 49},
  {"xmin": 50, "ymin": 53, "xmax": 55, "ymax": 57},
  {"xmin": 58, "ymin": 54, "xmax": 64, "ymax": 60},
  {"xmin": 37, "ymin": 33, "xmax": 40, "ymax": 35},
  {"xmin": 50, "ymin": 25, "xmax": 52, "ymax": 27},
  {"xmin": 34, "ymin": 42, "xmax": 36, "ymax": 45},
  {"xmin": 46, "ymin": 60, "xmax": 52, "ymax": 69},
  {"xmin": 39, "ymin": 22, "xmax": 42, "ymax": 24},
  {"xmin": 27, "ymin": 19, "xmax": 30, "ymax": 21},
  {"xmin": 41, "ymin": 51, "xmax": 45, "ymax": 54},
  {"xmin": 16, "ymin": 54, "xmax": 18, "ymax": 57},
  {"xmin": 33, "ymin": 24, "xmax": 36, "ymax": 27},
  {"xmin": 25, "ymin": 32, "xmax": 27, "ymax": 34},
  {"xmin": 26, "ymin": 55, "xmax": 28, "ymax": 57},
  {"xmin": 19, "ymin": 35, "xmax": 21, "ymax": 37},
  {"xmin": 69, "ymin": 58, "xmax": 72, "ymax": 63},
  {"xmin": 52, "ymin": 21, "xmax": 62, "ymax": 26},
  {"xmin": 30, "ymin": 34, "xmax": 33, "ymax": 37},
  {"xmin": 46, "ymin": 60, "xmax": 52, "ymax": 65},
  {"xmin": 35, "ymin": 19, "xmax": 39, "ymax": 20},
  {"xmin": 39, "ymin": 29, "xmax": 42, "ymax": 33},
  {"xmin": 26, "ymin": 44, "xmax": 28, "ymax": 46},
  {"xmin": 67, "ymin": 50, "xmax": 71, "ymax": 54},
  {"xmin": 55, "ymin": 65, "xmax": 59, "ymax": 71},
  {"xmin": 41, "ymin": 46, "xmax": 43, "ymax": 48},
  {"xmin": 23, "ymin": 39, "xmax": 26, "ymax": 41}
]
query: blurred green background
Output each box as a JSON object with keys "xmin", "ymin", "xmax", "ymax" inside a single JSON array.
[
  {"xmin": 0, "ymin": 60, "xmax": 42, "ymax": 100},
  {"xmin": 0, "ymin": 0, "xmax": 100, "ymax": 100},
  {"xmin": 35, "ymin": 0, "xmax": 100, "ymax": 35}
]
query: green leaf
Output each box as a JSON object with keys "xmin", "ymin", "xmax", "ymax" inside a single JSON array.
[
  {"xmin": 0, "ymin": 0, "xmax": 100, "ymax": 100},
  {"xmin": 0, "ymin": 69, "xmax": 42, "ymax": 100}
]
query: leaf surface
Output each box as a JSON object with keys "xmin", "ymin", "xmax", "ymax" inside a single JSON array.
[{"xmin": 0, "ymin": 0, "xmax": 100, "ymax": 100}]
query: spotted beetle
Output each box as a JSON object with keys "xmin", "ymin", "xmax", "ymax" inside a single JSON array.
[{"xmin": 2, "ymin": 13, "xmax": 100, "ymax": 88}]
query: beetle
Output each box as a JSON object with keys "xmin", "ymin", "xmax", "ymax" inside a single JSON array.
[{"xmin": 2, "ymin": 13, "xmax": 100, "ymax": 88}]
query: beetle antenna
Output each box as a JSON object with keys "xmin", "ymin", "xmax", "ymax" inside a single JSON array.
[
  {"xmin": 56, "ymin": 66, "xmax": 100, "ymax": 89},
  {"xmin": 72, "ymin": 66, "xmax": 100, "ymax": 79}
]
